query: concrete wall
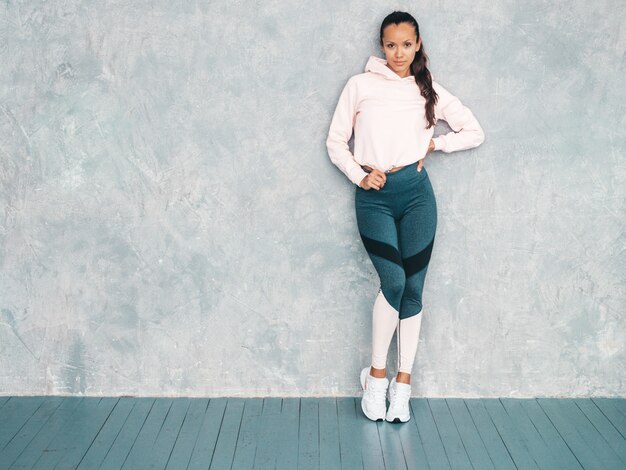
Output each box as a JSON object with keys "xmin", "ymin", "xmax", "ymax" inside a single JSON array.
[{"xmin": 1, "ymin": 0, "xmax": 624, "ymax": 397}]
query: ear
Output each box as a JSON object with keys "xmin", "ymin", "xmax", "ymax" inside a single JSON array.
[{"xmin": 416, "ymin": 37, "xmax": 422, "ymax": 52}]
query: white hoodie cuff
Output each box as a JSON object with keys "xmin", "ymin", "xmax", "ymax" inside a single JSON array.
[
  {"xmin": 432, "ymin": 136, "xmax": 445, "ymax": 152},
  {"xmin": 349, "ymin": 166, "xmax": 369, "ymax": 186}
]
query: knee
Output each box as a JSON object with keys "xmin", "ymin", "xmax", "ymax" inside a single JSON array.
[
  {"xmin": 380, "ymin": 276, "xmax": 405, "ymax": 312},
  {"xmin": 399, "ymin": 282, "xmax": 423, "ymax": 319},
  {"xmin": 401, "ymin": 277, "xmax": 423, "ymax": 301},
  {"xmin": 399, "ymin": 306, "xmax": 423, "ymax": 320}
]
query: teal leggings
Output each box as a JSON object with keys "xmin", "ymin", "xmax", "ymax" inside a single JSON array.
[{"xmin": 355, "ymin": 163, "xmax": 437, "ymax": 320}]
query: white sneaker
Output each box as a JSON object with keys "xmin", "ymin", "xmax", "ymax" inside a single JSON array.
[
  {"xmin": 359, "ymin": 367, "xmax": 389, "ymax": 421},
  {"xmin": 386, "ymin": 377, "xmax": 411, "ymax": 422}
]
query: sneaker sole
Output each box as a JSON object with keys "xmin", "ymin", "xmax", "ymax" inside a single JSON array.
[
  {"xmin": 360, "ymin": 367, "xmax": 385, "ymax": 422},
  {"xmin": 386, "ymin": 379, "xmax": 411, "ymax": 422},
  {"xmin": 386, "ymin": 414, "xmax": 411, "ymax": 423}
]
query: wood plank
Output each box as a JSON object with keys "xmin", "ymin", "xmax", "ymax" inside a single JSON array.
[
  {"xmin": 98, "ymin": 398, "xmax": 155, "ymax": 469},
  {"xmin": 592, "ymin": 398, "xmax": 626, "ymax": 438},
  {"xmin": 336, "ymin": 397, "xmax": 362, "ymax": 469},
  {"xmin": 292, "ymin": 397, "xmax": 320, "ymax": 469},
  {"xmin": 519, "ymin": 399, "xmax": 583, "ymax": 470},
  {"xmin": 8, "ymin": 397, "xmax": 83, "ymax": 469},
  {"xmin": 395, "ymin": 402, "xmax": 430, "ymax": 469},
  {"xmin": 121, "ymin": 398, "xmax": 173, "ymax": 469},
  {"xmin": 230, "ymin": 398, "xmax": 262, "ymax": 470},
  {"xmin": 464, "ymin": 399, "xmax": 516, "ymax": 470},
  {"xmin": 0, "ymin": 396, "xmax": 11, "ymax": 409},
  {"xmin": 148, "ymin": 398, "xmax": 192, "ymax": 469},
  {"xmin": 410, "ymin": 398, "xmax": 451, "ymax": 469},
  {"xmin": 557, "ymin": 399, "xmax": 624, "ymax": 469},
  {"xmin": 606, "ymin": 397, "xmax": 626, "ymax": 417},
  {"xmin": 0, "ymin": 396, "xmax": 45, "ymax": 450},
  {"xmin": 209, "ymin": 398, "xmax": 245, "ymax": 469},
  {"xmin": 41, "ymin": 397, "xmax": 118, "ymax": 469},
  {"xmin": 481, "ymin": 398, "xmax": 539, "ymax": 470},
  {"xmin": 574, "ymin": 398, "xmax": 626, "ymax": 465},
  {"xmin": 446, "ymin": 399, "xmax": 495, "ymax": 470},
  {"xmin": 428, "ymin": 398, "xmax": 472, "ymax": 470},
  {"xmin": 251, "ymin": 398, "xmax": 282, "ymax": 469},
  {"xmin": 76, "ymin": 397, "xmax": 136, "ymax": 469},
  {"xmin": 187, "ymin": 398, "xmax": 227, "ymax": 470},
  {"xmin": 254, "ymin": 397, "xmax": 282, "ymax": 468},
  {"xmin": 594, "ymin": 397, "xmax": 626, "ymax": 417},
  {"xmin": 378, "ymin": 419, "xmax": 407, "ymax": 470},
  {"xmin": 536, "ymin": 398, "xmax": 605, "ymax": 470},
  {"xmin": 499, "ymin": 398, "xmax": 562, "ymax": 470},
  {"xmin": 318, "ymin": 398, "xmax": 340, "ymax": 469},
  {"xmin": 357, "ymin": 404, "xmax": 384, "ymax": 470},
  {"xmin": 0, "ymin": 397, "xmax": 64, "ymax": 466},
  {"xmin": 165, "ymin": 398, "xmax": 210, "ymax": 470},
  {"xmin": 275, "ymin": 398, "xmax": 300, "ymax": 469}
]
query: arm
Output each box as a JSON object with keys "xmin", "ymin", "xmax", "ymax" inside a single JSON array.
[
  {"xmin": 431, "ymin": 81, "xmax": 485, "ymax": 153},
  {"xmin": 326, "ymin": 77, "xmax": 369, "ymax": 186}
]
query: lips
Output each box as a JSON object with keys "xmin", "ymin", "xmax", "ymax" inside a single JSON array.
[{"xmin": 394, "ymin": 61, "xmax": 405, "ymax": 66}]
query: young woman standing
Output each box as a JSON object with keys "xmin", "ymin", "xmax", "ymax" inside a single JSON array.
[{"xmin": 326, "ymin": 11, "xmax": 485, "ymax": 422}]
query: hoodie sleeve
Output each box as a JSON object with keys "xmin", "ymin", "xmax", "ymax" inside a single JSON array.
[
  {"xmin": 431, "ymin": 81, "xmax": 485, "ymax": 153},
  {"xmin": 326, "ymin": 77, "xmax": 370, "ymax": 186}
]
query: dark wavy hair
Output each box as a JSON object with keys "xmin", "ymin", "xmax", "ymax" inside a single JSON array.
[{"xmin": 380, "ymin": 11, "xmax": 438, "ymax": 128}]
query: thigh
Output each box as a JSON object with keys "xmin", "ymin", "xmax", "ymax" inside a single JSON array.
[
  {"xmin": 398, "ymin": 177, "xmax": 438, "ymax": 277},
  {"xmin": 397, "ymin": 177, "xmax": 437, "ymax": 318},
  {"xmin": 355, "ymin": 192, "xmax": 405, "ymax": 312}
]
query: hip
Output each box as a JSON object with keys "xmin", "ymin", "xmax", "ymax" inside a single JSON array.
[
  {"xmin": 356, "ymin": 161, "xmax": 430, "ymax": 192},
  {"xmin": 355, "ymin": 161, "xmax": 435, "ymax": 211}
]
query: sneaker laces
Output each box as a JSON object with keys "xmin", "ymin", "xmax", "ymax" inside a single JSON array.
[
  {"xmin": 390, "ymin": 381, "xmax": 411, "ymax": 404},
  {"xmin": 369, "ymin": 385, "xmax": 387, "ymax": 403},
  {"xmin": 366, "ymin": 378, "xmax": 388, "ymax": 403}
]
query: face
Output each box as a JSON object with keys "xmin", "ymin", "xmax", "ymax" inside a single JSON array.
[{"xmin": 380, "ymin": 22, "xmax": 421, "ymax": 78}]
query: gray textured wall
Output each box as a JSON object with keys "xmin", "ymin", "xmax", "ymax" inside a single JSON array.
[{"xmin": 1, "ymin": 1, "xmax": 624, "ymax": 397}]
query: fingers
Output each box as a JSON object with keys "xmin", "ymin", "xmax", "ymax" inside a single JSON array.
[
  {"xmin": 367, "ymin": 170, "xmax": 386, "ymax": 190},
  {"xmin": 366, "ymin": 177, "xmax": 380, "ymax": 190}
]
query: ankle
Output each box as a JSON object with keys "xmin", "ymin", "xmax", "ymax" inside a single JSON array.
[
  {"xmin": 396, "ymin": 372, "xmax": 411, "ymax": 384},
  {"xmin": 369, "ymin": 366, "xmax": 387, "ymax": 378}
]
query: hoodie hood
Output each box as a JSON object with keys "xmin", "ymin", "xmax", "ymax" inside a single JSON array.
[{"xmin": 364, "ymin": 55, "xmax": 415, "ymax": 81}]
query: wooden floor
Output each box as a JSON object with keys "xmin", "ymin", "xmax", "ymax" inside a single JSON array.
[{"xmin": 0, "ymin": 396, "xmax": 624, "ymax": 469}]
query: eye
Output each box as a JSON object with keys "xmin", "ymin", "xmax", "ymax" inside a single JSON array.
[
  {"xmin": 386, "ymin": 44, "xmax": 394, "ymax": 48},
  {"xmin": 405, "ymin": 43, "xmax": 412, "ymax": 47}
]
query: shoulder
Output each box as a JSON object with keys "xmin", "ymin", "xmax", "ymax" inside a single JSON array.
[
  {"xmin": 432, "ymin": 78, "xmax": 458, "ymax": 109},
  {"xmin": 338, "ymin": 72, "xmax": 373, "ymax": 96},
  {"xmin": 432, "ymin": 78, "xmax": 452, "ymax": 97},
  {"xmin": 345, "ymin": 71, "xmax": 371, "ymax": 86}
]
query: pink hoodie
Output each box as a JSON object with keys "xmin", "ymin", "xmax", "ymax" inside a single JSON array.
[{"xmin": 326, "ymin": 55, "xmax": 485, "ymax": 185}]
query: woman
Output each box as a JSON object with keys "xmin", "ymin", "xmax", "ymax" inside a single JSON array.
[{"xmin": 326, "ymin": 11, "xmax": 485, "ymax": 423}]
